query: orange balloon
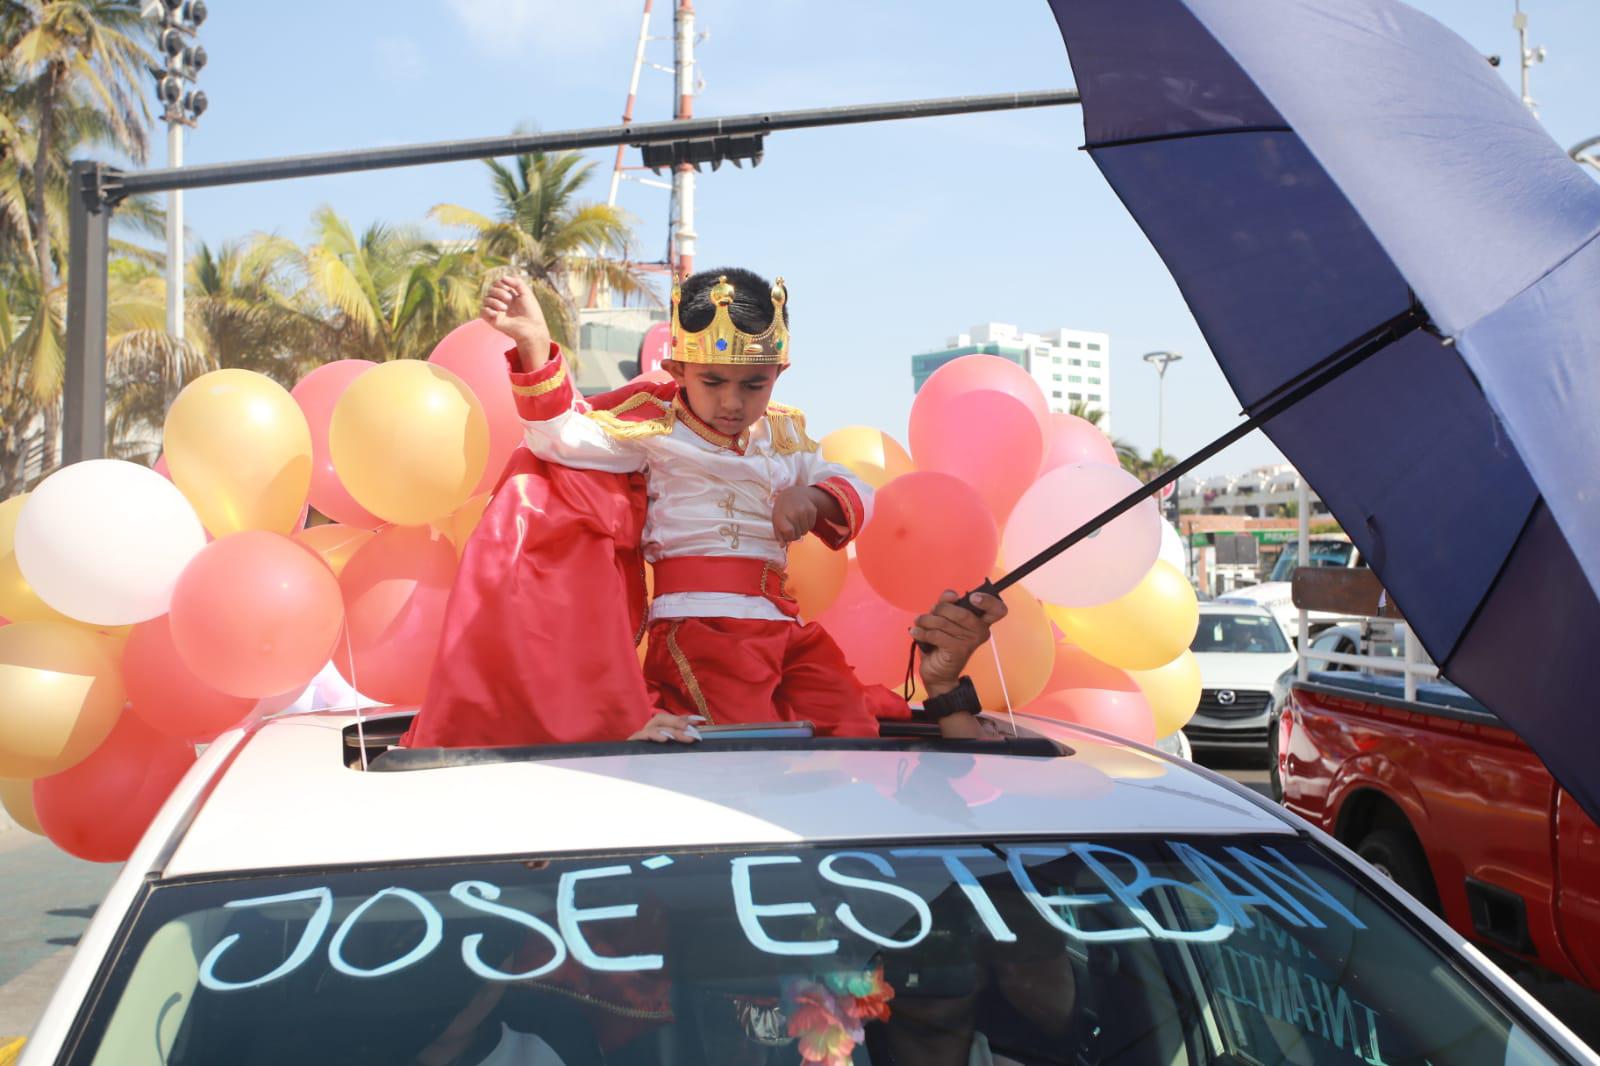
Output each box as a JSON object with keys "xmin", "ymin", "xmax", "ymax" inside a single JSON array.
[
  {"xmin": 819, "ymin": 427, "xmax": 915, "ymax": 490},
  {"xmin": 294, "ymin": 523, "xmax": 376, "ymax": 577},
  {"xmin": 334, "ymin": 525, "xmax": 458, "ymax": 706},
  {"xmin": 0, "ymin": 622, "xmax": 126, "ymax": 779},
  {"xmin": 814, "ymin": 561, "xmax": 916, "ymax": 690},
  {"xmin": 965, "ymin": 586, "xmax": 1055, "ymax": 710},
  {"xmin": 124, "ymin": 616, "xmax": 256, "ymax": 743},
  {"xmin": 1025, "ymin": 688, "xmax": 1156, "ymax": 746},
  {"xmin": 433, "ymin": 492, "xmax": 491, "ymax": 557},
  {"xmin": 787, "ymin": 533, "xmax": 846, "ymax": 619},
  {"xmin": 1037, "ymin": 640, "xmax": 1136, "ymax": 698},
  {"xmin": 170, "ymin": 532, "xmax": 345, "ymax": 698},
  {"xmin": 33, "ymin": 710, "xmax": 196, "ymax": 862},
  {"xmin": 857, "ymin": 472, "xmax": 998, "ymax": 612}
]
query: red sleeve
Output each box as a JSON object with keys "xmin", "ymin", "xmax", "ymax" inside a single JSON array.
[
  {"xmin": 811, "ymin": 476, "xmax": 865, "ymax": 550},
  {"xmin": 505, "ymin": 343, "xmax": 576, "ymax": 421}
]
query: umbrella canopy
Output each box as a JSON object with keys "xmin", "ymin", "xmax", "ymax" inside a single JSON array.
[{"xmin": 1046, "ymin": 0, "xmax": 1600, "ymax": 818}]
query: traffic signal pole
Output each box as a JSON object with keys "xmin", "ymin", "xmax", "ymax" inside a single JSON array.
[{"xmin": 63, "ymin": 87, "xmax": 1080, "ymax": 463}]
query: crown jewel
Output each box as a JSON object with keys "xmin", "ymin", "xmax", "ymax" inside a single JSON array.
[{"xmin": 670, "ymin": 274, "xmax": 789, "ymax": 366}]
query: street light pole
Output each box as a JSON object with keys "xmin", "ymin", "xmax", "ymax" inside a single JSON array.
[
  {"xmin": 147, "ymin": 0, "xmax": 207, "ymax": 390},
  {"xmin": 1514, "ymin": 1, "xmax": 1545, "ymax": 116},
  {"xmin": 1141, "ymin": 349, "xmax": 1182, "ymax": 454}
]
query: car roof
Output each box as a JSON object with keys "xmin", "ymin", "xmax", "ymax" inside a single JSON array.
[{"xmin": 159, "ymin": 710, "xmax": 1295, "ymax": 879}]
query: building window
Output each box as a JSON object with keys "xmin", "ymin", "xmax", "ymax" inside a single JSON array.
[
  {"xmin": 1087, "ymin": 342, "xmax": 1102, "ymax": 351},
  {"xmin": 1088, "ymin": 376, "xmax": 1101, "ymax": 385},
  {"xmin": 1068, "ymin": 392, "xmax": 1082, "ymax": 400},
  {"xmin": 1052, "ymin": 373, "xmax": 1063, "ymax": 381},
  {"xmin": 1067, "ymin": 340, "xmax": 1082, "ymax": 349},
  {"xmin": 1069, "ymin": 358, "xmax": 1082, "ymax": 366},
  {"xmin": 1087, "ymin": 359, "xmax": 1101, "ymax": 368},
  {"xmin": 1052, "ymin": 390, "xmax": 1063, "ymax": 399},
  {"xmin": 1069, "ymin": 375, "xmax": 1083, "ymax": 383}
]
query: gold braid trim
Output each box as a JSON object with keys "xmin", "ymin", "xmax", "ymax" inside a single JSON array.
[
  {"xmin": 764, "ymin": 402, "xmax": 818, "ymax": 455},
  {"xmin": 665, "ymin": 621, "xmax": 712, "ymax": 722},
  {"xmin": 509, "ymin": 360, "xmax": 568, "ymax": 396},
  {"xmin": 584, "ymin": 392, "xmax": 674, "ymax": 441}
]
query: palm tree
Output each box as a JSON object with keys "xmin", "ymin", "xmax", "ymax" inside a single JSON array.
[
  {"xmin": 431, "ymin": 148, "xmax": 655, "ymax": 349},
  {"xmin": 292, "ymin": 207, "xmax": 482, "ymax": 363},
  {"xmin": 187, "ymin": 238, "xmax": 328, "ymax": 386},
  {"xmin": 1068, "ymin": 399, "xmax": 1104, "ymax": 427},
  {"xmin": 1, "ymin": 0, "xmax": 153, "ymax": 467}
]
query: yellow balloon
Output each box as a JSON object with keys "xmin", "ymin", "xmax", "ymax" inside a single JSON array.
[
  {"xmin": 820, "ymin": 426, "xmax": 915, "ymax": 490},
  {"xmin": 330, "ymin": 361, "xmax": 488, "ymax": 526},
  {"xmin": 967, "ymin": 586, "xmax": 1056, "ymax": 711},
  {"xmin": 0, "ymin": 775, "xmax": 42, "ymax": 834},
  {"xmin": 433, "ymin": 492, "xmax": 492, "ymax": 558},
  {"xmin": 1049, "ymin": 561, "xmax": 1199, "ymax": 671},
  {"xmin": 1127, "ymin": 650, "xmax": 1202, "ymax": 739},
  {"xmin": 0, "ymin": 622, "xmax": 126, "ymax": 779},
  {"xmin": 0, "ymin": 495, "xmax": 70, "ymax": 623},
  {"xmin": 165, "ymin": 369, "xmax": 313, "ymax": 536}
]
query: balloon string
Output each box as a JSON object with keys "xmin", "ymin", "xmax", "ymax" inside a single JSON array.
[
  {"xmin": 989, "ymin": 639, "xmax": 1019, "ymax": 738},
  {"xmin": 342, "ymin": 626, "xmax": 369, "ymax": 772}
]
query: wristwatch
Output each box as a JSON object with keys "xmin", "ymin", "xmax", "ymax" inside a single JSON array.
[{"xmin": 922, "ymin": 676, "xmax": 982, "ymax": 720}]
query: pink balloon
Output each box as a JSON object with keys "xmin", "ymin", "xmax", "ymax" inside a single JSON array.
[
  {"xmin": 857, "ymin": 472, "xmax": 998, "ymax": 611},
  {"xmin": 639, "ymin": 321, "xmax": 672, "ymax": 375},
  {"xmin": 33, "ymin": 712, "xmax": 197, "ymax": 863},
  {"xmin": 428, "ymin": 319, "xmax": 524, "ymax": 495},
  {"xmin": 910, "ymin": 390, "xmax": 1044, "ymax": 524},
  {"xmin": 153, "ymin": 453, "xmax": 171, "ymax": 480},
  {"xmin": 125, "ymin": 615, "xmax": 257, "ymax": 742},
  {"xmin": 916, "ymin": 355, "xmax": 1049, "ymax": 437},
  {"xmin": 333, "ymin": 525, "xmax": 458, "ymax": 706},
  {"xmin": 1023, "ymin": 688, "xmax": 1156, "ymax": 746},
  {"xmin": 170, "ymin": 531, "xmax": 345, "ymax": 698},
  {"xmin": 814, "ymin": 561, "xmax": 916, "ymax": 690},
  {"xmin": 292, "ymin": 360, "xmax": 382, "ymax": 528},
  {"xmin": 1002, "ymin": 463, "xmax": 1161, "ymax": 607},
  {"xmin": 1041, "ymin": 412, "xmax": 1118, "ymax": 473}
]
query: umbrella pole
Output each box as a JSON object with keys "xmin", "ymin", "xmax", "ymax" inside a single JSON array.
[{"xmin": 989, "ymin": 303, "xmax": 1431, "ymax": 598}]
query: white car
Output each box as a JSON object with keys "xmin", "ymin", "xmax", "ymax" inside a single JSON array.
[
  {"xmin": 1184, "ymin": 604, "xmax": 1298, "ymax": 756},
  {"xmin": 17, "ymin": 707, "xmax": 1597, "ymax": 1065}
]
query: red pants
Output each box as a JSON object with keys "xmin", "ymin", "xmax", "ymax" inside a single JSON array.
[{"xmin": 643, "ymin": 617, "xmax": 907, "ymax": 737}]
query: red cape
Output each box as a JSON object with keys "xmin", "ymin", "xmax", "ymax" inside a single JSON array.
[{"xmin": 400, "ymin": 378, "xmax": 669, "ymax": 748}]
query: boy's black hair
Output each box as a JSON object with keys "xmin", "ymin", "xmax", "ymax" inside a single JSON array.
[{"xmin": 678, "ymin": 267, "xmax": 790, "ymax": 334}]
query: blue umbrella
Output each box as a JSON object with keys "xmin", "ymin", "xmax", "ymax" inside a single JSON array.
[{"xmin": 1039, "ymin": 0, "xmax": 1600, "ymax": 818}]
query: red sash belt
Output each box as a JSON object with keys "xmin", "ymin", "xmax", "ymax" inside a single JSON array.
[{"xmin": 652, "ymin": 556, "xmax": 799, "ymax": 617}]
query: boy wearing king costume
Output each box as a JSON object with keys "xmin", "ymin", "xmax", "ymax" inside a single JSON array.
[{"xmin": 403, "ymin": 268, "xmax": 999, "ymax": 749}]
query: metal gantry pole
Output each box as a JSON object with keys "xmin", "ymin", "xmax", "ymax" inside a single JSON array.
[
  {"xmin": 671, "ymin": 0, "xmax": 698, "ymax": 275},
  {"xmin": 63, "ymin": 162, "xmax": 111, "ymax": 464}
]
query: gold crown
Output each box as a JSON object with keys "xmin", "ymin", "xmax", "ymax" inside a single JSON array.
[{"xmin": 670, "ymin": 274, "xmax": 789, "ymax": 366}]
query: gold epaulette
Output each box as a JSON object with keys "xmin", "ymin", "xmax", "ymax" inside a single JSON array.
[
  {"xmin": 584, "ymin": 392, "xmax": 675, "ymax": 441},
  {"xmin": 764, "ymin": 402, "xmax": 818, "ymax": 455}
]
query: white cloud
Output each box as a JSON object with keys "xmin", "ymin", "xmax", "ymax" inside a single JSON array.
[
  {"xmin": 444, "ymin": 0, "xmax": 642, "ymax": 60},
  {"xmin": 374, "ymin": 35, "xmax": 424, "ymax": 82}
]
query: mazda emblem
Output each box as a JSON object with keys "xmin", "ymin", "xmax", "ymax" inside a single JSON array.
[{"xmin": 1216, "ymin": 690, "xmax": 1237, "ymax": 706}]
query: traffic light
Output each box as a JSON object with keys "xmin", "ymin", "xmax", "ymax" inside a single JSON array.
[{"xmin": 639, "ymin": 134, "xmax": 765, "ymax": 173}]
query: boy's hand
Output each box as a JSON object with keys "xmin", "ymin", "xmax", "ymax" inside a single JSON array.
[
  {"xmin": 482, "ymin": 275, "xmax": 552, "ymax": 373},
  {"xmin": 772, "ymin": 486, "xmax": 823, "ymax": 544}
]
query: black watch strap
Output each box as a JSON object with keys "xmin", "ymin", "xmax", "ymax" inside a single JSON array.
[{"xmin": 922, "ymin": 677, "xmax": 982, "ymax": 720}]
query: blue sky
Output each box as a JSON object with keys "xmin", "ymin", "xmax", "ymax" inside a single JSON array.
[{"xmin": 154, "ymin": 0, "xmax": 1599, "ymax": 476}]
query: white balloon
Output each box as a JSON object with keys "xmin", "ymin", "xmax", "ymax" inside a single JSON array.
[
  {"xmin": 15, "ymin": 460, "xmax": 208, "ymax": 626},
  {"xmin": 1159, "ymin": 520, "xmax": 1189, "ymax": 576}
]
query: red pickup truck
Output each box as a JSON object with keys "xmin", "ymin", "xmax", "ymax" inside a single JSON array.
[{"xmin": 1276, "ymin": 647, "xmax": 1600, "ymax": 997}]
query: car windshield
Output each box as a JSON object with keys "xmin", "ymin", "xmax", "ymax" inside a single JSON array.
[
  {"xmin": 1192, "ymin": 615, "xmax": 1291, "ymax": 654},
  {"xmin": 70, "ymin": 836, "xmax": 1559, "ymax": 1066},
  {"xmin": 1269, "ymin": 542, "xmax": 1354, "ymax": 582}
]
